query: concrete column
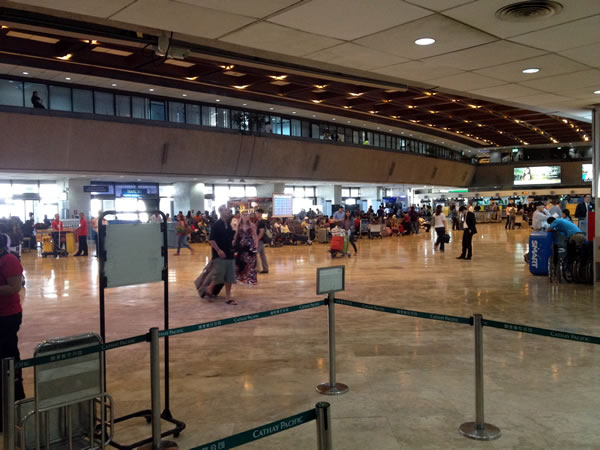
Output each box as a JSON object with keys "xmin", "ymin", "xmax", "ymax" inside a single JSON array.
[
  {"xmin": 173, "ymin": 182, "xmax": 191, "ymax": 216},
  {"xmin": 66, "ymin": 178, "xmax": 92, "ymax": 218},
  {"xmin": 256, "ymin": 183, "xmax": 286, "ymax": 198},
  {"xmin": 593, "ymin": 106, "xmax": 599, "ymax": 283},
  {"xmin": 333, "ymin": 185, "xmax": 342, "ymax": 205},
  {"xmin": 189, "ymin": 183, "xmax": 205, "ymax": 213}
]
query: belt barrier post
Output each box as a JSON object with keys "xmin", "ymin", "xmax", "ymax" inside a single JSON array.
[
  {"xmin": 315, "ymin": 402, "xmax": 332, "ymax": 450},
  {"xmin": 150, "ymin": 328, "xmax": 161, "ymax": 450},
  {"xmin": 2, "ymin": 358, "xmax": 16, "ymax": 450},
  {"xmin": 317, "ymin": 293, "xmax": 348, "ymax": 395},
  {"xmin": 459, "ymin": 314, "xmax": 501, "ymax": 441}
]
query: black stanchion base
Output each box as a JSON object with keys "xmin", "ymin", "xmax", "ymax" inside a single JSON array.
[
  {"xmin": 459, "ymin": 422, "xmax": 501, "ymax": 441},
  {"xmin": 105, "ymin": 408, "xmax": 186, "ymax": 450}
]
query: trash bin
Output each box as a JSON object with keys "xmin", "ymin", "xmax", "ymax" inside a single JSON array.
[{"xmin": 529, "ymin": 231, "xmax": 553, "ymax": 276}]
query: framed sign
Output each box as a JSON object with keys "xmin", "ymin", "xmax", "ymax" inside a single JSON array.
[{"xmin": 316, "ymin": 265, "xmax": 345, "ymax": 295}]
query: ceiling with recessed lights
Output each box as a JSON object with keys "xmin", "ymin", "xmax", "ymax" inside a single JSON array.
[{"xmin": 0, "ymin": 1, "xmax": 595, "ymax": 148}]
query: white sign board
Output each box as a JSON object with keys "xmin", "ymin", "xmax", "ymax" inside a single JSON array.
[
  {"xmin": 104, "ymin": 223, "xmax": 164, "ymax": 288},
  {"xmin": 317, "ymin": 265, "xmax": 345, "ymax": 295},
  {"xmin": 272, "ymin": 194, "xmax": 293, "ymax": 217}
]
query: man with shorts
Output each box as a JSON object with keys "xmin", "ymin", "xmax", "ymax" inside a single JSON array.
[{"xmin": 207, "ymin": 206, "xmax": 237, "ymax": 305}]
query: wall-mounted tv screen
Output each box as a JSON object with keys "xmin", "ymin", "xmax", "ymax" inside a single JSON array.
[
  {"xmin": 514, "ymin": 166, "xmax": 561, "ymax": 185},
  {"xmin": 272, "ymin": 194, "xmax": 293, "ymax": 217},
  {"xmin": 582, "ymin": 163, "xmax": 592, "ymax": 182}
]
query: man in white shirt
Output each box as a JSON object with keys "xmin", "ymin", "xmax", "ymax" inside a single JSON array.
[{"xmin": 531, "ymin": 203, "xmax": 550, "ymax": 231}]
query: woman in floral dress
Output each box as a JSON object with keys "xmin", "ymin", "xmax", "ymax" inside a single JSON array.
[{"xmin": 233, "ymin": 211, "xmax": 258, "ymax": 284}]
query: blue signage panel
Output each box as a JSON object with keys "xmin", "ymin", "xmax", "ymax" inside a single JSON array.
[
  {"xmin": 121, "ymin": 189, "xmax": 148, "ymax": 198},
  {"xmin": 84, "ymin": 185, "xmax": 109, "ymax": 193}
]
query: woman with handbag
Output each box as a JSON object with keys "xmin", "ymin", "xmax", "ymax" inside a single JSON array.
[
  {"xmin": 431, "ymin": 205, "xmax": 447, "ymax": 252},
  {"xmin": 174, "ymin": 213, "xmax": 194, "ymax": 255}
]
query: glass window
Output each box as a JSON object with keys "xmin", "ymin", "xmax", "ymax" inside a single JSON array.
[
  {"xmin": 301, "ymin": 120, "xmax": 310, "ymax": 138},
  {"xmin": 132, "ymin": 96, "xmax": 147, "ymax": 119},
  {"xmin": 351, "ymin": 188, "xmax": 360, "ymax": 197},
  {"xmin": 216, "ymin": 108, "xmax": 229, "ymax": 128},
  {"xmin": 245, "ymin": 186, "xmax": 257, "ymax": 197},
  {"xmin": 186, "ymin": 104, "xmax": 201, "ymax": 125},
  {"xmin": 72, "ymin": 89, "xmax": 93, "ymax": 113},
  {"xmin": 353, "ymin": 130, "xmax": 359, "ymax": 144},
  {"xmin": 386, "ymin": 136, "xmax": 393, "ymax": 149},
  {"xmin": 291, "ymin": 119, "xmax": 302, "ymax": 136},
  {"xmin": 367, "ymin": 132, "xmax": 373, "ymax": 145},
  {"xmin": 229, "ymin": 186, "xmax": 245, "ymax": 198},
  {"xmin": 345, "ymin": 128, "xmax": 353, "ymax": 144},
  {"xmin": 115, "ymin": 95, "xmax": 131, "ymax": 117},
  {"xmin": 284, "ymin": 187, "xmax": 294, "ymax": 195},
  {"xmin": 24, "ymin": 82, "xmax": 47, "ymax": 109},
  {"xmin": 293, "ymin": 187, "xmax": 304, "ymax": 198},
  {"xmin": 271, "ymin": 116, "xmax": 282, "ymax": 134},
  {"xmin": 230, "ymin": 110, "xmax": 241, "ymax": 130},
  {"xmin": 281, "ymin": 118, "xmax": 291, "ymax": 136},
  {"xmin": 94, "ymin": 91, "xmax": 114, "ymax": 115},
  {"xmin": 0, "ymin": 79, "xmax": 23, "ymax": 106},
  {"xmin": 169, "ymin": 101, "xmax": 185, "ymax": 123},
  {"xmin": 373, "ymin": 133, "xmax": 380, "ymax": 147},
  {"xmin": 319, "ymin": 123, "xmax": 329, "ymax": 139},
  {"xmin": 342, "ymin": 188, "xmax": 350, "ymax": 197},
  {"xmin": 311, "ymin": 123, "xmax": 319, "ymax": 139},
  {"xmin": 202, "ymin": 106, "xmax": 216, "ymax": 126},
  {"xmin": 305, "ymin": 187, "xmax": 315, "ymax": 197},
  {"xmin": 337, "ymin": 127, "xmax": 344, "ymax": 143},
  {"xmin": 149, "ymin": 100, "xmax": 165, "ymax": 120},
  {"xmin": 49, "ymin": 85, "xmax": 71, "ymax": 111}
]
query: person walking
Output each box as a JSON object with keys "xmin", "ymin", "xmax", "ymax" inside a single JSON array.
[
  {"xmin": 74, "ymin": 212, "xmax": 89, "ymax": 256},
  {"xmin": 174, "ymin": 213, "xmax": 194, "ymax": 255},
  {"xmin": 457, "ymin": 205, "xmax": 477, "ymax": 260},
  {"xmin": 343, "ymin": 210, "xmax": 358, "ymax": 254},
  {"xmin": 234, "ymin": 211, "xmax": 258, "ymax": 285},
  {"xmin": 409, "ymin": 206, "xmax": 419, "ymax": 234},
  {"xmin": 255, "ymin": 208, "xmax": 269, "ymax": 274},
  {"xmin": 450, "ymin": 204, "xmax": 459, "ymax": 230},
  {"xmin": 207, "ymin": 206, "xmax": 237, "ymax": 305},
  {"xmin": 431, "ymin": 205, "xmax": 447, "ymax": 252},
  {"xmin": 0, "ymin": 233, "xmax": 26, "ymax": 431}
]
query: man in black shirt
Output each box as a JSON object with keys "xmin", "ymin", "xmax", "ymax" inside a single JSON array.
[
  {"xmin": 31, "ymin": 91, "xmax": 45, "ymax": 109},
  {"xmin": 207, "ymin": 206, "xmax": 236, "ymax": 304},
  {"xmin": 254, "ymin": 208, "xmax": 269, "ymax": 274}
]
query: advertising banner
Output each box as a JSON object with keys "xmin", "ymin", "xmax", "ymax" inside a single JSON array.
[{"xmin": 514, "ymin": 166, "xmax": 561, "ymax": 185}]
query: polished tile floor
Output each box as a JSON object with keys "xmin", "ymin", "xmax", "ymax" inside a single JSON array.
[{"xmin": 10, "ymin": 224, "xmax": 600, "ymax": 448}]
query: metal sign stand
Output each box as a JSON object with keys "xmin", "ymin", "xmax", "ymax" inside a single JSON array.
[
  {"xmin": 316, "ymin": 266, "xmax": 349, "ymax": 395},
  {"xmin": 98, "ymin": 210, "xmax": 185, "ymax": 449}
]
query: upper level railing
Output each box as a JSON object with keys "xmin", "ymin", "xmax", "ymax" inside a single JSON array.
[{"xmin": 0, "ymin": 74, "xmax": 468, "ymax": 163}]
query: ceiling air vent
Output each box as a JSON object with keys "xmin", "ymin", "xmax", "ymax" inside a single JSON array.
[{"xmin": 495, "ymin": 1, "xmax": 562, "ymax": 22}]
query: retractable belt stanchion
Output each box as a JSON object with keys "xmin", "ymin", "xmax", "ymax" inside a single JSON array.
[
  {"xmin": 459, "ymin": 314, "xmax": 501, "ymax": 441},
  {"xmin": 315, "ymin": 402, "xmax": 332, "ymax": 450},
  {"xmin": 317, "ymin": 292, "xmax": 348, "ymax": 395},
  {"xmin": 150, "ymin": 328, "xmax": 161, "ymax": 450},
  {"xmin": 2, "ymin": 357, "xmax": 16, "ymax": 450}
]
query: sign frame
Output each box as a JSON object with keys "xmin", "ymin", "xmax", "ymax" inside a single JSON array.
[{"xmin": 316, "ymin": 265, "xmax": 345, "ymax": 295}]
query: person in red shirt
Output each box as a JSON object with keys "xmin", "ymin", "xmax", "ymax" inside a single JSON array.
[
  {"xmin": 0, "ymin": 233, "xmax": 25, "ymax": 430},
  {"xmin": 51, "ymin": 213, "xmax": 63, "ymax": 254},
  {"xmin": 74, "ymin": 212, "xmax": 89, "ymax": 256}
]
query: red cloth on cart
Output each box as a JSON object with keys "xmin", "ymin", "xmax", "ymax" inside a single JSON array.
[{"xmin": 330, "ymin": 236, "xmax": 344, "ymax": 252}]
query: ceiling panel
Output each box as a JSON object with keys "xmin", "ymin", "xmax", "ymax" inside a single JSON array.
[
  {"xmin": 473, "ymin": 53, "xmax": 590, "ymax": 83},
  {"xmin": 428, "ymin": 72, "xmax": 506, "ymax": 91},
  {"xmin": 519, "ymin": 69, "xmax": 600, "ymax": 92},
  {"xmin": 8, "ymin": 0, "xmax": 134, "ymax": 18},
  {"xmin": 443, "ymin": 0, "xmax": 600, "ymax": 39},
  {"xmin": 510, "ymin": 93, "xmax": 575, "ymax": 106},
  {"xmin": 510, "ymin": 14, "xmax": 600, "ymax": 52},
  {"xmin": 422, "ymin": 40, "xmax": 546, "ymax": 71},
  {"xmin": 267, "ymin": 0, "xmax": 431, "ymax": 40},
  {"xmin": 220, "ymin": 22, "xmax": 343, "ymax": 56},
  {"xmin": 305, "ymin": 43, "xmax": 408, "ymax": 71},
  {"xmin": 558, "ymin": 42, "xmax": 600, "ymax": 68},
  {"xmin": 177, "ymin": 0, "xmax": 299, "ymax": 18},
  {"xmin": 112, "ymin": 0, "xmax": 255, "ymax": 39},
  {"xmin": 468, "ymin": 83, "xmax": 543, "ymax": 100},
  {"xmin": 373, "ymin": 60, "xmax": 464, "ymax": 81},
  {"xmin": 404, "ymin": 0, "xmax": 475, "ymax": 12},
  {"xmin": 355, "ymin": 14, "xmax": 497, "ymax": 59}
]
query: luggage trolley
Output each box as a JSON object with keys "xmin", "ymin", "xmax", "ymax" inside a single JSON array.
[{"xmin": 14, "ymin": 333, "xmax": 114, "ymax": 450}]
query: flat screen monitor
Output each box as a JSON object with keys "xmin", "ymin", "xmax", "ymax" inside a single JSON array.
[
  {"xmin": 582, "ymin": 163, "xmax": 592, "ymax": 182},
  {"xmin": 272, "ymin": 194, "xmax": 293, "ymax": 217},
  {"xmin": 514, "ymin": 166, "xmax": 561, "ymax": 185}
]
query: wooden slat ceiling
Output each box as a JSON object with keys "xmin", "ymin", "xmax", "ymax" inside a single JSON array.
[{"xmin": 0, "ymin": 22, "xmax": 591, "ymax": 149}]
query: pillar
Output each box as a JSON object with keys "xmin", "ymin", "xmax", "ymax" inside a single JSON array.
[
  {"xmin": 593, "ymin": 106, "xmax": 599, "ymax": 283},
  {"xmin": 66, "ymin": 178, "xmax": 92, "ymax": 218}
]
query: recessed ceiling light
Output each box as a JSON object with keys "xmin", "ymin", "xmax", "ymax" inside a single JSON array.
[
  {"xmin": 65, "ymin": 77, "xmax": 71, "ymax": 80},
  {"xmin": 22, "ymin": 71, "xmax": 28, "ymax": 75},
  {"xmin": 269, "ymin": 107, "xmax": 274, "ymax": 110},
  {"xmin": 312, "ymin": 114, "xmax": 316, "ymax": 117},
  {"xmin": 57, "ymin": 53, "xmax": 72, "ymax": 60},
  {"xmin": 242, "ymin": 103, "xmax": 247, "ymax": 106},
  {"xmin": 415, "ymin": 37, "xmax": 435, "ymax": 46},
  {"xmin": 149, "ymin": 88, "xmax": 154, "ymax": 91},
  {"xmin": 182, "ymin": 94, "xmax": 187, "ymax": 97},
  {"xmin": 111, "ymin": 83, "xmax": 117, "ymax": 87},
  {"xmin": 347, "ymin": 121, "xmax": 351, "ymax": 123},
  {"xmin": 594, "ymin": 90, "xmax": 600, "ymax": 94},
  {"xmin": 332, "ymin": 118, "xmax": 336, "ymax": 120},
  {"xmin": 522, "ymin": 68, "xmax": 540, "ymax": 74},
  {"xmin": 216, "ymin": 99, "xmax": 220, "ymax": 102},
  {"xmin": 292, "ymin": 111, "xmax": 296, "ymax": 114}
]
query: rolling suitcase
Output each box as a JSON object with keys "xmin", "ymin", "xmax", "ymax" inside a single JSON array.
[{"xmin": 194, "ymin": 259, "xmax": 224, "ymax": 298}]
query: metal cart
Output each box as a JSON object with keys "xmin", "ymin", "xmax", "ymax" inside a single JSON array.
[{"xmin": 14, "ymin": 333, "xmax": 114, "ymax": 450}]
